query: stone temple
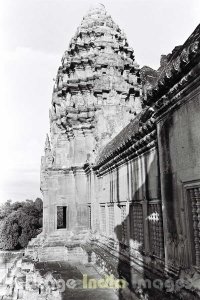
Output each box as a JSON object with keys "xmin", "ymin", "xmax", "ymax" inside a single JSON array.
[
  {"xmin": 41, "ymin": 4, "xmax": 142, "ymax": 233},
  {"xmin": 5, "ymin": 4, "xmax": 200, "ymax": 300}
]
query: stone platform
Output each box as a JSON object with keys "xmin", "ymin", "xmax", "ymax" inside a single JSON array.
[
  {"xmin": 2, "ymin": 231, "xmax": 198, "ymax": 300},
  {"xmin": 25, "ymin": 230, "xmax": 92, "ymax": 262},
  {"xmin": 0, "ymin": 231, "xmax": 139, "ymax": 299},
  {"xmin": 33, "ymin": 260, "xmax": 119, "ymax": 300}
]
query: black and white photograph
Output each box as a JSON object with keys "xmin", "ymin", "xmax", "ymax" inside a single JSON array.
[{"xmin": 0, "ymin": 0, "xmax": 200, "ymax": 299}]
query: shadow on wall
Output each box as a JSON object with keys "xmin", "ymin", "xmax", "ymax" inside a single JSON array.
[{"xmin": 113, "ymin": 150, "xmax": 170, "ymax": 300}]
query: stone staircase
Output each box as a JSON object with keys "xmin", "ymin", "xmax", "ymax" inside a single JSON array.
[{"xmin": 25, "ymin": 230, "xmax": 92, "ymax": 262}]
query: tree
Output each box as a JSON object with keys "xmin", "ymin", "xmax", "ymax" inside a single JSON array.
[
  {"xmin": 0, "ymin": 200, "xmax": 13, "ymax": 220},
  {"xmin": 0, "ymin": 197, "xmax": 43, "ymax": 250},
  {"xmin": 0, "ymin": 213, "xmax": 20, "ymax": 249}
]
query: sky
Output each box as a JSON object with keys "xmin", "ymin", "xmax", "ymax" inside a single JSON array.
[{"xmin": 0, "ymin": 0, "xmax": 199, "ymax": 202}]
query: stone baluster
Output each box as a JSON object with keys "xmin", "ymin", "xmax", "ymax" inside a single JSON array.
[
  {"xmin": 197, "ymin": 188, "xmax": 200, "ymax": 266},
  {"xmin": 191, "ymin": 189, "xmax": 200, "ymax": 266}
]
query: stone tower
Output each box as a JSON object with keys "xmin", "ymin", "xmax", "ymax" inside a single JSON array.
[{"xmin": 41, "ymin": 4, "xmax": 142, "ymax": 234}]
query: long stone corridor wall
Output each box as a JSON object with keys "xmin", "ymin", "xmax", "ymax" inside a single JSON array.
[
  {"xmin": 88, "ymin": 22, "xmax": 200, "ymax": 298},
  {"xmin": 38, "ymin": 4, "xmax": 200, "ymax": 299},
  {"xmin": 40, "ymin": 4, "xmax": 143, "ymax": 234}
]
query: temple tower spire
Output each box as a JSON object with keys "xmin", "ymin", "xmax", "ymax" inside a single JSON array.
[{"xmin": 41, "ymin": 5, "xmax": 142, "ymax": 232}]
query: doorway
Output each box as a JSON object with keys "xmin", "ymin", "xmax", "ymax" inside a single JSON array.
[{"xmin": 57, "ymin": 206, "xmax": 67, "ymax": 229}]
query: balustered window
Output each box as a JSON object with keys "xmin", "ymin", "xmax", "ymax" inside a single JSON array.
[
  {"xmin": 121, "ymin": 205, "xmax": 128, "ymax": 243},
  {"xmin": 130, "ymin": 203, "xmax": 144, "ymax": 249},
  {"xmin": 108, "ymin": 205, "xmax": 115, "ymax": 236},
  {"xmin": 187, "ymin": 186, "xmax": 200, "ymax": 267},
  {"xmin": 100, "ymin": 205, "xmax": 106, "ymax": 233},
  {"xmin": 148, "ymin": 202, "xmax": 164, "ymax": 259}
]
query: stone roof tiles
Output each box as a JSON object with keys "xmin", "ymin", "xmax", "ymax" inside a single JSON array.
[
  {"xmin": 95, "ymin": 107, "xmax": 156, "ymax": 168},
  {"xmin": 146, "ymin": 24, "xmax": 200, "ymax": 105},
  {"xmin": 94, "ymin": 23, "xmax": 200, "ymax": 172},
  {"xmin": 50, "ymin": 5, "xmax": 141, "ymax": 137}
]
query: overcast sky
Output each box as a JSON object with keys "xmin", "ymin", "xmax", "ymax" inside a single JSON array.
[{"xmin": 0, "ymin": 0, "xmax": 199, "ymax": 202}]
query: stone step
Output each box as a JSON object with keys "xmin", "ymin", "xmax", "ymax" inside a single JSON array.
[{"xmin": 37, "ymin": 244, "xmax": 92, "ymax": 263}]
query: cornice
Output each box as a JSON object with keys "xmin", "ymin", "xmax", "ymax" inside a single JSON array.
[
  {"xmin": 146, "ymin": 39, "xmax": 200, "ymax": 106},
  {"xmin": 155, "ymin": 66, "xmax": 200, "ymax": 123},
  {"xmin": 94, "ymin": 138, "xmax": 157, "ymax": 176}
]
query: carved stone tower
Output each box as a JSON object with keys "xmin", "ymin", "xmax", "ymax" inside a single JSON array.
[{"xmin": 41, "ymin": 4, "xmax": 142, "ymax": 234}]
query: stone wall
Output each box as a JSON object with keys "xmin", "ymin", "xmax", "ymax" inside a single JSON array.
[
  {"xmin": 91, "ymin": 21, "xmax": 200, "ymax": 297},
  {"xmin": 38, "ymin": 6, "xmax": 200, "ymax": 299},
  {"xmin": 158, "ymin": 82, "xmax": 200, "ymax": 271},
  {"xmin": 40, "ymin": 4, "xmax": 143, "ymax": 234}
]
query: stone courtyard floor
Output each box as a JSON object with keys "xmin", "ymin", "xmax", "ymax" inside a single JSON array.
[{"xmin": 35, "ymin": 261, "xmax": 120, "ymax": 300}]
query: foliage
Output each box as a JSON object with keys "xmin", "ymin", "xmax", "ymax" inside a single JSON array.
[
  {"xmin": 0, "ymin": 198, "xmax": 43, "ymax": 250},
  {"xmin": 0, "ymin": 200, "xmax": 13, "ymax": 220}
]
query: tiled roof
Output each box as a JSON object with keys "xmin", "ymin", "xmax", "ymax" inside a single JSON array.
[
  {"xmin": 146, "ymin": 24, "xmax": 200, "ymax": 105},
  {"xmin": 95, "ymin": 110, "xmax": 153, "ymax": 166}
]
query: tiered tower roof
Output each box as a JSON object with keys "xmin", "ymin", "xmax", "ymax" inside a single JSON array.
[{"xmin": 50, "ymin": 4, "xmax": 141, "ymax": 139}]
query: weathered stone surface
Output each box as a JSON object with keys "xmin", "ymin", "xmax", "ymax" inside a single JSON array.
[
  {"xmin": 37, "ymin": 4, "xmax": 200, "ymax": 300},
  {"xmin": 41, "ymin": 4, "xmax": 142, "ymax": 233}
]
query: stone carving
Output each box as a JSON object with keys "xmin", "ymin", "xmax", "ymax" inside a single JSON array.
[
  {"xmin": 167, "ymin": 233, "xmax": 176, "ymax": 264},
  {"xmin": 44, "ymin": 134, "xmax": 54, "ymax": 168},
  {"xmin": 177, "ymin": 234, "xmax": 187, "ymax": 267},
  {"xmin": 166, "ymin": 232, "xmax": 188, "ymax": 268},
  {"xmin": 36, "ymin": 10, "xmax": 200, "ymax": 299},
  {"xmin": 107, "ymin": 90, "xmax": 121, "ymax": 105},
  {"xmin": 41, "ymin": 4, "xmax": 142, "ymax": 173},
  {"xmin": 40, "ymin": 4, "xmax": 145, "ymax": 242}
]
